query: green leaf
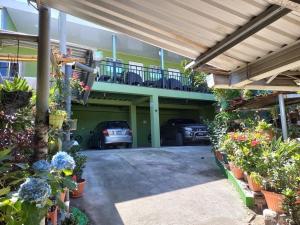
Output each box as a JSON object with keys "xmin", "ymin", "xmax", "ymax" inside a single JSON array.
[
  {"xmin": 0, "ymin": 187, "xmax": 10, "ymax": 196},
  {"xmin": 0, "ymin": 149, "xmax": 11, "ymax": 161}
]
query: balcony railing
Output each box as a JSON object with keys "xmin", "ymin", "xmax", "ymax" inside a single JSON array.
[{"xmin": 95, "ymin": 60, "xmax": 211, "ymax": 93}]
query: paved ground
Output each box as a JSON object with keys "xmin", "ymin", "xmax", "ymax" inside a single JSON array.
[{"xmin": 72, "ymin": 146, "xmax": 254, "ymax": 225}]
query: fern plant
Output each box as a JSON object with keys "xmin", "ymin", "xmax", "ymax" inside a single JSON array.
[{"xmin": 0, "ymin": 77, "xmax": 31, "ymax": 92}]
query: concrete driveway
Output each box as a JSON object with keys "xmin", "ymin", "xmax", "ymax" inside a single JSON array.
[{"xmin": 73, "ymin": 146, "xmax": 253, "ymax": 225}]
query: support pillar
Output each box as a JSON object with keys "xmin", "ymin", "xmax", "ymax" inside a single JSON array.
[
  {"xmin": 150, "ymin": 95, "xmax": 160, "ymax": 148},
  {"xmin": 160, "ymin": 48, "xmax": 164, "ymax": 70},
  {"xmin": 59, "ymin": 12, "xmax": 67, "ymax": 55},
  {"xmin": 278, "ymin": 94, "xmax": 288, "ymax": 140},
  {"xmin": 34, "ymin": 6, "xmax": 50, "ymax": 161},
  {"xmin": 130, "ymin": 104, "xmax": 137, "ymax": 148},
  {"xmin": 112, "ymin": 34, "xmax": 117, "ymax": 82}
]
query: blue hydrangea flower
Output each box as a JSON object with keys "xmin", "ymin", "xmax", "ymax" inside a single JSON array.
[
  {"xmin": 51, "ymin": 151, "xmax": 75, "ymax": 171},
  {"xmin": 32, "ymin": 160, "xmax": 51, "ymax": 173},
  {"xmin": 18, "ymin": 178, "xmax": 51, "ymax": 204}
]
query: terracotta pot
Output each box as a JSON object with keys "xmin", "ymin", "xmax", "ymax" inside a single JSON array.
[
  {"xmin": 246, "ymin": 175, "xmax": 262, "ymax": 192},
  {"xmin": 215, "ymin": 150, "xmax": 223, "ymax": 161},
  {"xmin": 229, "ymin": 162, "xmax": 244, "ymax": 179},
  {"xmin": 47, "ymin": 205, "xmax": 58, "ymax": 225},
  {"xmin": 71, "ymin": 179, "xmax": 86, "ymax": 198},
  {"xmin": 296, "ymin": 190, "xmax": 300, "ymax": 204},
  {"xmin": 60, "ymin": 189, "xmax": 67, "ymax": 202},
  {"xmin": 262, "ymin": 190, "xmax": 285, "ymax": 213}
]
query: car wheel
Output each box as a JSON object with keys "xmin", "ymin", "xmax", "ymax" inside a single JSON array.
[{"xmin": 176, "ymin": 133, "xmax": 184, "ymax": 146}]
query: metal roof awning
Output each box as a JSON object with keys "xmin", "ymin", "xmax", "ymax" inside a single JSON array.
[
  {"xmin": 228, "ymin": 93, "xmax": 300, "ymax": 111},
  {"xmin": 36, "ymin": 0, "xmax": 300, "ymax": 91}
]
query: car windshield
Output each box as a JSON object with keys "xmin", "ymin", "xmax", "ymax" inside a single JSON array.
[
  {"xmin": 106, "ymin": 121, "xmax": 129, "ymax": 128},
  {"xmin": 172, "ymin": 119, "xmax": 196, "ymax": 124}
]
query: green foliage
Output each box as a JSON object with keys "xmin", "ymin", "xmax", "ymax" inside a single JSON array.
[
  {"xmin": 212, "ymin": 89, "xmax": 241, "ymax": 110},
  {"xmin": 206, "ymin": 111, "xmax": 236, "ymax": 151},
  {"xmin": 255, "ymin": 120, "xmax": 272, "ymax": 131},
  {"xmin": 180, "ymin": 60, "xmax": 207, "ymax": 87},
  {"xmin": 71, "ymin": 207, "xmax": 89, "ymax": 225},
  {"xmin": 67, "ymin": 146, "xmax": 87, "ymax": 180},
  {"xmin": 0, "ymin": 77, "xmax": 31, "ymax": 92}
]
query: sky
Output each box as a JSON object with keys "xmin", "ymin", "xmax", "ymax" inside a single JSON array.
[{"xmin": 13, "ymin": 0, "xmax": 114, "ymax": 32}]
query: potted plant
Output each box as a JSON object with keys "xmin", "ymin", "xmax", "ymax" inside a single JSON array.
[
  {"xmin": 0, "ymin": 77, "xmax": 32, "ymax": 113},
  {"xmin": 49, "ymin": 109, "xmax": 67, "ymax": 129},
  {"xmin": 255, "ymin": 120, "xmax": 274, "ymax": 140},
  {"xmin": 260, "ymin": 138, "xmax": 300, "ymax": 213},
  {"xmin": 68, "ymin": 146, "xmax": 87, "ymax": 198},
  {"xmin": 47, "ymin": 205, "xmax": 58, "ymax": 225}
]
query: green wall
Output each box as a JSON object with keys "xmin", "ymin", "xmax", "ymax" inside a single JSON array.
[
  {"xmin": 0, "ymin": 46, "xmax": 37, "ymax": 77},
  {"xmin": 72, "ymin": 103, "xmax": 215, "ymax": 149},
  {"xmin": 100, "ymin": 49, "xmax": 183, "ymax": 72}
]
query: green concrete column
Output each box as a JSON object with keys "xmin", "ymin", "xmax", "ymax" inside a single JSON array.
[
  {"xmin": 130, "ymin": 104, "xmax": 137, "ymax": 148},
  {"xmin": 150, "ymin": 95, "xmax": 160, "ymax": 148}
]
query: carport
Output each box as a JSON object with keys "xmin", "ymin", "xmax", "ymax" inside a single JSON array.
[
  {"xmin": 32, "ymin": 0, "xmax": 300, "ymax": 145},
  {"xmin": 11, "ymin": 0, "xmax": 300, "ymax": 164}
]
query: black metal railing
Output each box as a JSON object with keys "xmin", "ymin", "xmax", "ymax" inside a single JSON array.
[{"xmin": 95, "ymin": 60, "xmax": 211, "ymax": 93}]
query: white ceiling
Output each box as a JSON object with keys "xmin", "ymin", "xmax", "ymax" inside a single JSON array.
[{"xmin": 1, "ymin": 0, "xmax": 184, "ymax": 63}]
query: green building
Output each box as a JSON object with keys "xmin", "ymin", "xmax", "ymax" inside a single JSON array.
[{"xmin": 0, "ymin": 1, "xmax": 215, "ymax": 148}]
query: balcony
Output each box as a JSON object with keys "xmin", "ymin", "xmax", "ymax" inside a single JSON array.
[{"xmin": 95, "ymin": 61, "xmax": 211, "ymax": 93}]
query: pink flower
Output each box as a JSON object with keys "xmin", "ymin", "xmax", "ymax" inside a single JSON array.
[
  {"xmin": 72, "ymin": 72, "xmax": 79, "ymax": 80},
  {"xmin": 84, "ymin": 85, "xmax": 91, "ymax": 91},
  {"xmin": 79, "ymin": 81, "xmax": 85, "ymax": 87},
  {"xmin": 251, "ymin": 140, "xmax": 260, "ymax": 147}
]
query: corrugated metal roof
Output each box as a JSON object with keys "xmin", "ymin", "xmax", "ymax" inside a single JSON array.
[{"xmin": 38, "ymin": 0, "xmax": 300, "ymax": 74}]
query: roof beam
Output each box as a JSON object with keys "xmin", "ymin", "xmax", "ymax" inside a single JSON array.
[
  {"xmin": 0, "ymin": 31, "xmax": 38, "ymax": 42},
  {"xmin": 265, "ymin": 0, "xmax": 300, "ymax": 13},
  {"xmin": 187, "ymin": 5, "xmax": 291, "ymax": 69},
  {"xmin": 207, "ymin": 74, "xmax": 300, "ymax": 92},
  {"xmin": 230, "ymin": 41, "xmax": 300, "ymax": 87}
]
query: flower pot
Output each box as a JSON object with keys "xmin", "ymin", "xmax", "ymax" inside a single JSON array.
[
  {"xmin": 60, "ymin": 189, "xmax": 67, "ymax": 202},
  {"xmin": 246, "ymin": 175, "xmax": 262, "ymax": 192},
  {"xmin": 221, "ymin": 152, "xmax": 228, "ymax": 164},
  {"xmin": 1, "ymin": 90, "xmax": 32, "ymax": 113},
  {"xmin": 229, "ymin": 162, "xmax": 244, "ymax": 179},
  {"xmin": 49, "ymin": 114, "xmax": 65, "ymax": 129},
  {"xmin": 71, "ymin": 179, "xmax": 86, "ymax": 198},
  {"xmin": 215, "ymin": 150, "xmax": 223, "ymax": 161},
  {"xmin": 262, "ymin": 190, "xmax": 285, "ymax": 213},
  {"xmin": 47, "ymin": 205, "xmax": 58, "ymax": 225}
]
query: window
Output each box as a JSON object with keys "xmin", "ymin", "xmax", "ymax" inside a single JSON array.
[
  {"xmin": 105, "ymin": 57, "xmax": 123, "ymax": 75},
  {"xmin": 129, "ymin": 61, "xmax": 144, "ymax": 80},
  {"xmin": 168, "ymin": 68, "xmax": 181, "ymax": 81},
  {"xmin": 147, "ymin": 65, "xmax": 161, "ymax": 81},
  {"xmin": 0, "ymin": 61, "xmax": 22, "ymax": 77}
]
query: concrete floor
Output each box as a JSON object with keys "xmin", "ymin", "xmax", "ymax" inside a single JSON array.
[{"xmin": 72, "ymin": 146, "xmax": 254, "ymax": 225}]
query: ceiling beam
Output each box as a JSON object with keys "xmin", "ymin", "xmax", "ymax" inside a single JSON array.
[
  {"xmin": 187, "ymin": 5, "xmax": 291, "ymax": 69},
  {"xmin": 230, "ymin": 41, "xmax": 300, "ymax": 87},
  {"xmin": 207, "ymin": 74, "xmax": 300, "ymax": 92},
  {"xmin": 265, "ymin": 0, "xmax": 300, "ymax": 13},
  {"xmin": 0, "ymin": 31, "xmax": 38, "ymax": 42}
]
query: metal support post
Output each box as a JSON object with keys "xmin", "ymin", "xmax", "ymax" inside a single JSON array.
[
  {"xmin": 278, "ymin": 94, "xmax": 288, "ymax": 140},
  {"xmin": 112, "ymin": 34, "xmax": 117, "ymax": 82},
  {"xmin": 34, "ymin": 6, "xmax": 50, "ymax": 161},
  {"xmin": 160, "ymin": 49, "xmax": 165, "ymax": 88},
  {"xmin": 59, "ymin": 12, "xmax": 67, "ymax": 55}
]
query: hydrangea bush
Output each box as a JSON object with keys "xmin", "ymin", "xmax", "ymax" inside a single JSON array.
[
  {"xmin": 18, "ymin": 178, "xmax": 51, "ymax": 206},
  {"xmin": 32, "ymin": 160, "xmax": 51, "ymax": 173},
  {"xmin": 51, "ymin": 151, "xmax": 75, "ymax": 171}
]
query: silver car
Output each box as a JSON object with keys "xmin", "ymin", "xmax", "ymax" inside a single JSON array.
[{"xmin": 90, "ymin": 121, "xmax": 132, "ymax": 149}]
